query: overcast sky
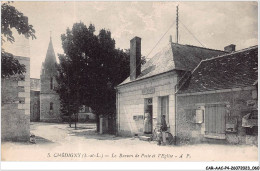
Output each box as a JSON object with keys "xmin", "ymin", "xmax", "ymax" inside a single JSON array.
[{"xmin": 2, "ymin": 1, "xmax": 258, "ymax": 79}]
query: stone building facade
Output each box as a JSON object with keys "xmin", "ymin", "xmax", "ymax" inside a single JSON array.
[
  {"xmin": 116, "ymin": 36, "xmax": 226, "ymax": 137},
  {"xmin": 176, "ymin": 46, "xmax": 258, "ymax": 145},
  {"xmin": 30, "ymin": 78, "xmax": 40, "ymax": 121},
  {"xmin": 40, "ymin": 37, "xmax": 61, "ymax": 122},
  {"xmin": 1, "ymin": 56, "xmax": 30, "ymax": 141}
]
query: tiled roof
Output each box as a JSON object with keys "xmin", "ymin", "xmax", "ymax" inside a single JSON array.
[
  {"xmin": 118, "ymin": 43, "xmax": 226, "ymax": 86},
  {"xmin": 177, "ymin": 46, "xmax": 258, "ymax": 94}
]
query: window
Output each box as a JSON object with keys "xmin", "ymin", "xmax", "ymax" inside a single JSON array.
[
  {"xmin": 50, "ymin": 77, "xmax": 53, "ymax": 90},
  {"xmin": 50, "ymin": 102, "xmax": 53, "ymax": 110}
]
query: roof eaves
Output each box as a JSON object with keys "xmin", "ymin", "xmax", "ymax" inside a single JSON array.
[{"xmin": 116, "ymin": 69, "xmax": 176, "ymax": 88}]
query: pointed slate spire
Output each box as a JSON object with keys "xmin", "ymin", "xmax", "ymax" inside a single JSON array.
[
  {"xmin": 42, "ymin": 35, "xmax": 57, "ymax": 75},
  {"xmin": 45, "ymin": 35, "xmax": 56, "ymax": 64}
]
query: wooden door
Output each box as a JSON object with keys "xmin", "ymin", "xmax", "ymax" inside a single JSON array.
[{"xmin": 205, "ymin": 104, "xmax": 226, "ymax": 136}]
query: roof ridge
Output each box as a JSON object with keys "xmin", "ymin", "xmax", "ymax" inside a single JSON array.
[
  {"xmin": 201, "ymin": 45, "xmax": 258, "ymax": 62},
  {"xmin": 171, "ymin": 42, "xmax": 226, "ymax": 52}
]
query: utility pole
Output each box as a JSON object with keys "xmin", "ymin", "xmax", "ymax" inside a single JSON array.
[{"xmin": 176, "ymin": 5, "xmax": 179, "ymax": 44}]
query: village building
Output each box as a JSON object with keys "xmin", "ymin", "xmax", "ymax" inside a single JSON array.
[
  {"xmin": 30, "ymin": 78, "xmax": 40, "ymax": 121},
  {"xmin": 116, "ymin": 36, "xmax": 227, "ymax": 137},
  {"xmin": 176, "ymin": 45, "xmax": 258, "ymax": 145},
  {"xmin": 1, "ymin": 56, "xmax": 30, "ymax": 141},
  {"xmin": 78, "ymin": 105, "xmax": 96, "ymax": 122},
  {"xmin": 40, "ymin": 37, "xmax": 61, "ymax": 122}
]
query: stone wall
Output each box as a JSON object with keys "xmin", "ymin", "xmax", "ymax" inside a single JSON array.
[
  {"xmin": 30, "ymin": 90, "xmax": 40, "ymax": 121},
  {"xmin": 1, "ymin": 56, "xmax": 30, "ymax": 141},
  {"xmin": 40, "ymin": 93, "xmax": 61, "ymax": 122},
  {"xmin": 176, "ymin": 88, "xmax": 258, "ymax": 145},
  {"xmin": 117, "ymin": 71, "xmax": 177, "ymax": 137},
  {"xmin": 40, "ymin": 69, "xmax": 60, "ymax": 122}
]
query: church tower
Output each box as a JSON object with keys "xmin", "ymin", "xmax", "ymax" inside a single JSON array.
[{"xmin": 40, "ymin": 36, "xmax": 61, "ymax": 122}]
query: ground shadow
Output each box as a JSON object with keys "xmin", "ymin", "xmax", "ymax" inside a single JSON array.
[
  {"xmin": 68, "ymin": 128, "xmax": 127, "ymax": 141},
  {"xmin": 1, "ymin": 136, "xmax": 55, "ymax": 146},
  {"xmin": 34, "ymin": 136, "xmax": 55, "ymax": 145}
]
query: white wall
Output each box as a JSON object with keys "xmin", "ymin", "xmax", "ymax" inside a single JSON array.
[{"xmin": 117, "ymin": 71, "xmax": 177, "ymax": 136}]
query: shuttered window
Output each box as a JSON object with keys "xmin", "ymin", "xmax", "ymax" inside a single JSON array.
[{"xmin": 205, "ymin": 104, "xmax": 226, "ymax": 137}]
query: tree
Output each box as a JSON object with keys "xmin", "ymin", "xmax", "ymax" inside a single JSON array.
[
  {"xmin": 56, "ymin": 23, "xmax": 99, "ymax": 129},
  {"xmin": 1, "ymin": 2, "xmax": 36, "ymax": 78},
  {"xmin": 56, "ymin": 22, "xmax": 131, "ymax": 131}
]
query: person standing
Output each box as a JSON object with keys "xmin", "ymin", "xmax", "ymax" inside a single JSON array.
[
  {"xmin": 159, "ymin": 115, "xmax": 167, "ymax": 145},
  {"xmin": 161, "ymin": 115, "xmax": 167, "ymax": 132},
  {"xmin": 144, "ymin": 111, "xmax": 152, "ymax": 133}
]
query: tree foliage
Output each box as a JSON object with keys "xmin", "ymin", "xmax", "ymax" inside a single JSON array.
[
  {"xmin": 56, "ymin": 22, "xmax": 131, "ymax": 127},
  {"xmin": 1, "ymin": 2, "xmax": 36, "ymax": 78},
  {"xmin": 1, "ymin": 50, "xmax": 26, "ymax": 77},
  {"xmin": 1, "ymin": 2, "xmax": 36, "ymax": 43}
]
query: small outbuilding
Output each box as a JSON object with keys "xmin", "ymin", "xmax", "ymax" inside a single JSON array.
[{"xmin": 176, "ymin": 45, "xmax": 258, "ymax": 145}]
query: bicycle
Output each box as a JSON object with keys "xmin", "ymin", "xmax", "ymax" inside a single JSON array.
[
  {"xmin": 151, "ymin": 127, "xmax": 175, "ymax": 145},
  {"xmin": 149, "ymin": 126, "xmax": 160, "ymax": 142}
]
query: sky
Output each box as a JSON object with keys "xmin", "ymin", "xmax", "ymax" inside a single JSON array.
[{"xmin": 2, "ymin": 1, "xmax": 258, "ymax": 79}]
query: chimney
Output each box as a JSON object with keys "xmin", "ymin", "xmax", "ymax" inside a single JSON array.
[
  {"xmin": 130, "ymin": 37, "xmax": 141, "ymax": 81},
  {"xmin": 224, "ymin": 44, "xmax": 236, "ymax": 52},
  {"xmin": 169, "ymin": 35, "xmax": 172, "ymax": 43}
]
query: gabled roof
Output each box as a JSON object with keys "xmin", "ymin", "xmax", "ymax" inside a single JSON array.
[
  {"xmin": 177, "ymin": 45, "xmax": 258, "ymax": 94},
  {"xmin": 118, "ymin": 43, "xmax": 226, "ymax": 86}
]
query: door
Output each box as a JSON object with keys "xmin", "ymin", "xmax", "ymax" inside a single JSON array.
[
  {"xmin": 144, "ymin": 98, "xmax": 153, "ymax": 133},
  {"xmin": 161, "ymin": 96, "xmax": 169, "ymax": 125},
  {"xmin": 205, "ymin": 104, "xmax": 226, "ymax": 138}
]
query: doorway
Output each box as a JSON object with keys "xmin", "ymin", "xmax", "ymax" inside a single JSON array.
[
  {"xmin": 144, "ymin": 98, "xmax": 153, "ymax": 134},
  {"xmin": 205, "ymin": 103, "xmax": 226, "ymax": 138},
  {"xmin": 160, "ymin": 96, "xmax": 169, "ymax": 126}
]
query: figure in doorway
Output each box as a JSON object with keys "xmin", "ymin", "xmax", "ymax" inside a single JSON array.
[
  {"xmin": 144, "ymin": 110, "xmax": 152, "ymax": 134},
  {"xmin": 161, "ymin": 115, "xmax": 167, "ymax": 131}
]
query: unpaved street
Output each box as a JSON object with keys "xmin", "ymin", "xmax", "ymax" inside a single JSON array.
[{"xmin": 1, "ymin": 122, "xmax": 258, "ymax": 161}]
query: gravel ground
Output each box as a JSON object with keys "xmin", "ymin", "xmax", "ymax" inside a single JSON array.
[{"xmin": 1, "ymin": 122, "xmax": 258, "ymax": 162}]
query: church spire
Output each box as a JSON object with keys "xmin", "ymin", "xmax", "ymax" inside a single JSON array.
[
  {"xmin": 41, "ymin": 33, "xmax": 57, "ymax": 76},
  {"xmin": 45, "ymin": 34, "xmax": 56, "ymax": 64}
]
